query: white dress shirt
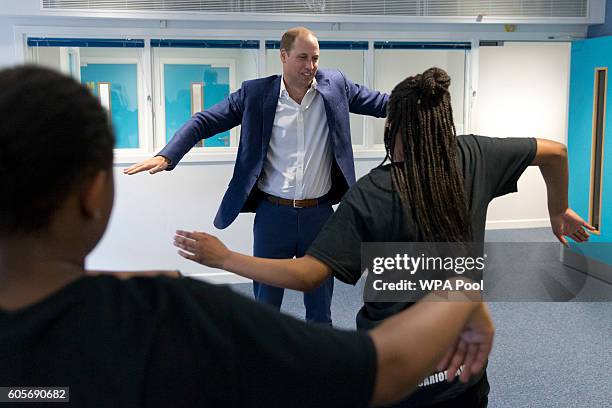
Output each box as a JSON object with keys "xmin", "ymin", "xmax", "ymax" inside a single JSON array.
[{"xmin": 257, "ymin": 76, "xmax": 333, "ymax": 200}]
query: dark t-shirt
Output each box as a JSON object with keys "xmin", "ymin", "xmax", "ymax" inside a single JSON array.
[
  {"xmin": 307, "ymin": 134, "xmax": 537, "ymax": 406},
  {"xmin": 0, "ymin": 275, "xmax": 376, "ymax": 407}
]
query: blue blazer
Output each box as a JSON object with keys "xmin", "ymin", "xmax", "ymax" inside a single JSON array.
[{"xmin": 158, "ymin": 69, "xmax": 388, "ymax": 229}]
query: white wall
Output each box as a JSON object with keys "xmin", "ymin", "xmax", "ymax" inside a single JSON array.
[
  {"xmin": 88, "ymin": 158, "xmax": 383, "ymax": 283},
  {"xmin": 91, "ymin": 164, "xmax": 255, "ymax": 282},
  {"xmin": 0, "ymin": 18, "xmax": 18, "ymax": 67},
  {"xmin": 0, "ymin": 12, "xmax": 575, "ymax": 282},
  {"xmin": 373, "ymin": 48, "xmax": 468, "ymax": 141},
  {"xmin": 475, "ymin": 41, "xmax": 571, "ymax": 229}
]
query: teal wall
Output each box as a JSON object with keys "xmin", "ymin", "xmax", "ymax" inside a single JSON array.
[
  {"xmin": 567, "ymin": 36, "xmax": 612, "ymax": 264},
  {"xmin": 80, "ymin": 63, "xmax": 139, "ymax": 149}
]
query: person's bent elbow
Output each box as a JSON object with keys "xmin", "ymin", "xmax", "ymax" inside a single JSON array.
[
  {"xmin": 533, "ymin": 139, "xmax": 567, "ymax": 166},
  {"xmin": 548, "ymin": 141, "xmax": 567, "ymax": 160}
]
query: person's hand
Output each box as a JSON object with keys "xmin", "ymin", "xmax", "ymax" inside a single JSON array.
[
  {"xmin": 173, "ymin": 230, "xmax": 232, "ymax": 269},
  {"xmin": 123, "ymin": 156, "xmax": 169, "ymax": 175},
  {"xmin": 436, "ymin": 303, "xmax": 494, "ymax": 383},
  {"xmin": 549, "ymin": 208, "xmax": 596, "ymax": 246}
]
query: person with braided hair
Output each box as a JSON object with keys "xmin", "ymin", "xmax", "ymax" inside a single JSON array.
[
  {"xmin": 174, "ymin": 67, "xmax": 594, "ymax": 407},
  {"xmin": 385, "ymin": 69, "xmax": 472, "ymax": 243}
]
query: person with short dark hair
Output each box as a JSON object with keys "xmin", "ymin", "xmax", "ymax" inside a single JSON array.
[
  {"xmin": 0, "ymin": 65, "xmax": 493, "ymax": 408},
  {"xmin": 174, "ymin": 67, "xmax": 594, "ymax": 407}
]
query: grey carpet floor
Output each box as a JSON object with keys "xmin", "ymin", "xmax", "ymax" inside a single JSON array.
[{"xmin": 229, "ymin": 228, "xmax": 612, "ymax": 407}]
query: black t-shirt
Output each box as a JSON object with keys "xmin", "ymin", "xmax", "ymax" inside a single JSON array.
[
  {"xmin": 0, "ymin": 275, "xmax": 376, "ymax": 408},
  {"xmin": 307, "ymin": 134, "xmax": 537, "ymax": 406}
]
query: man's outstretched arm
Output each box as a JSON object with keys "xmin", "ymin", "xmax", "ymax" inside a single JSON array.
[
  {"xmin": 124, "ymin": 88, "xmax": 244, "ymax": 175},
  {"xmin": 343, "ymin": 72, "xmax": 389, "ymax": 117}
]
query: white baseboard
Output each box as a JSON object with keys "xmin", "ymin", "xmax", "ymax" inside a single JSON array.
[
  {"xmin": 485, "ymin": 218, "xmax": 550, "ymax": 230},
  {"xmin": 186, "ymin": 272, "xmax": 252, "ymax": 285}
]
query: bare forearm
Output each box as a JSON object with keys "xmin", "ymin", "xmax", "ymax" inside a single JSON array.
[
  {"xmin": 369, "ymin": 298, "xmax": 478, "ymax": 406},
  {"xmin": 535, "ymin": 139, "xmax": 569, "ymax": 215},
  {"xmin": 540, "ymin": 160, "xmax": 568, "ymax": 215},
  {"xmin": 222, "ymin": 253, "xmax": 324, "ymax": 291},
  {"xmin": 174, "ymin": 231, "xmax": 332, "ymax": 290}
]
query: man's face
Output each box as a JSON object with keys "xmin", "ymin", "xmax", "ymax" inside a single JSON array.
[{"xmin": 280, "ymin": 35, "xmax": 320, "ymax": 88}]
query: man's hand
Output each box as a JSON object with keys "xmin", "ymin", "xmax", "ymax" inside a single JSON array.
[
  {"xmin": 550, "ymin": 208, "xmax": 596, "ymax": 246},
  {"xmin": 123, "ymin": 156, "xmax": 169, "ymax": 175},
  {"xmin": 436, "ymin": 303, "xmax": 494, "ymax": 383},
  {"xmin": 174, "ymin": 230, "xmax": 232, "ymax": 269}
]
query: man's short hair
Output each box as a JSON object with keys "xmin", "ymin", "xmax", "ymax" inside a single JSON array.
[
  {"xmin": 280, "ymin": 27, "xmax": 317, "ymax": 53},
  {"xmin": 0, "ymin": 65, "xmax": 114, "ymax": 236}
]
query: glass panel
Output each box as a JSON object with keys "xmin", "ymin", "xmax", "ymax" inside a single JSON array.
[
  {"xmin": 27, "ymin": 43, "xmax": 143, "ymax": 149},
  {"xmin": 373, "ymin": 48, "xmax": 466, "ymax": 145},
  {"xmin": 81, "ymin": 64, "xmax": 139, "ymax": 148},
  {"xmin": 163, "ymin": 64, "xmax": 231, "ymax": 147},
  {"xmin": 154, "ymin": 47, "xmax": 258, "ymax": 148},
  {"xmin": 266, "ymin": 47, "xmax": 366, "ymax": 145}
]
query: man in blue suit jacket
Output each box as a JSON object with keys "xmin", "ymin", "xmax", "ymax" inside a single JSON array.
[{"xmin": 125, "ymin": 27, "xmax": 388, "ymax": 324}]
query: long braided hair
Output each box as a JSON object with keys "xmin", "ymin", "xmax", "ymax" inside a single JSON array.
[{"xmin": 382, "ymin": 67, "xmax": 472, "ymax": 242}]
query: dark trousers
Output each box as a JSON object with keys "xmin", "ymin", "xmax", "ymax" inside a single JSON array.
[{"xmin": 252, "ymin": 198, "xmax": 335, "ymax": 324}]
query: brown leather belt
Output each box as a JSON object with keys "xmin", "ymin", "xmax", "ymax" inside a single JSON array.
[{"xmin": 261, "ymin": 192, "xmax": 328, "ymax": 208}]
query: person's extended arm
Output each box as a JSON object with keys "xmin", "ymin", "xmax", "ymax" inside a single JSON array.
[
  {"xmin": 532, "ymin": 139, "xmax": 596, "ymax": 245},
  {"xmin": 124, "ymin": 88, "xmax": 244, "ymax": 175},
  {"xmin": 369, "ymin": 297, "xmax": 493, "ymax": 406},
  {"xmin": 173, "ymin": 230, "xmax": 494, "ymax": 405},
  {"xmin": 174, "ymin": 230, "xmax": 331, "ymax": 291},
  {"xmin": 343, "ymin": 72, "xmax": 388, "ymax": 117}
]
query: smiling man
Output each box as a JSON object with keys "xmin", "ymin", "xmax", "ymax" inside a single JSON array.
[{"xmin": 124, "ymin": 27, "xmax": 389, "ymax": 324}]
